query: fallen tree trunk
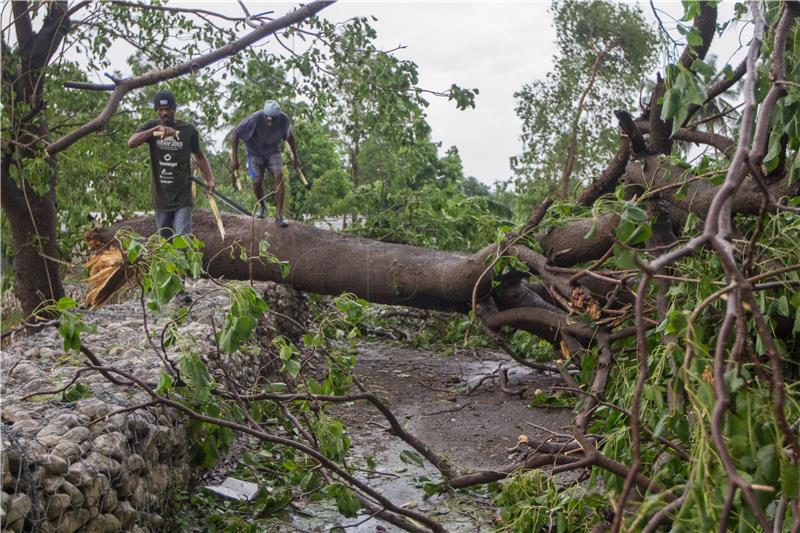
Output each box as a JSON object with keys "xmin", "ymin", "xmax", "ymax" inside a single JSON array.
[
  {"xmin": 88, "ymin": 210, "xmax": 627, "ymax": 347},
  {"xmin": 89, "ymin": 211, "xmax": 495, "ymax": 312}
]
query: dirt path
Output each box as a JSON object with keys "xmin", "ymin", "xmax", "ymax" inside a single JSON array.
[
  {"xmin": 346, "ymin": 342, "xmax": 571, "ymax": 471},
  {"xmin": 286, "ymin": 341, "xmax": 572, "ymax": 532}
]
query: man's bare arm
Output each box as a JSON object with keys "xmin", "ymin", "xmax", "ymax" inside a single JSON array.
[
  {"xmin": 128, "ymin": 125, "xmax": 176, "ymax": 148},
  {"xmin": 230, "ymin": 132, "xmax": 241, "ymax": 171},
  {"xmin": 194, "ymin": 149, "xmax": 215, "ymax": 192}
]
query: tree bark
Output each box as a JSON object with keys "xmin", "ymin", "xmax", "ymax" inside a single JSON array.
[
  {"xmin": 90, "ymin": 211, "xmax": 495, "ymax": 312},
  {"xmin": 0, "ymin": 156, "xmax": 64, "ymax": 316},
  {"xmin": 1, "ymin": 1, "xmax": 70, "ymax": 317}
]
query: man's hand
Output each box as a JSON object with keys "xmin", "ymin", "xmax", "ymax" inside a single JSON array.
[
  {"xmin": 230, "ymin": 157, "xmax": 239, "ymax": 172},
  {"xmin": 153, "ymin": 125, "xmax": 177, "ymax": 138},
  {"xmin": 205, "ymin": 178, "xmax": 215, "ymax": 193}
]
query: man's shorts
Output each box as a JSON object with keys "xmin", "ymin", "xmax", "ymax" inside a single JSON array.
[{"xmin": 247, "ymin": 153, "xmax": 283, "ymax": 180}]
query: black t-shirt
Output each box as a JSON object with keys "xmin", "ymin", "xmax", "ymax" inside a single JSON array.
[{"xmin": 136, "ymin": 119, "xmax": 201, "ymax": 211}]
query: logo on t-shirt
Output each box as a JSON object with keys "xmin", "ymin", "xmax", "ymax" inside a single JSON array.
[{"xmin": 157, "ymin": 138, "xmax": 184, "ymax": 183}]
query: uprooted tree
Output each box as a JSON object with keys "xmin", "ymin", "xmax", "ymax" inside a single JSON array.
[
  {"xmin": 6, "ymin": 0, "xmax": 800, "ymax": 531},
  {"xmin": 83, "ymin": 2, "xmax": 800, "ymax": 530}
]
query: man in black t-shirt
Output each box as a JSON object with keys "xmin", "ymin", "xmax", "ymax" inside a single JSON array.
[
  {"xmin": 128, "ymin": 89, "xmax": 215, "ymax": 239},
  {"xmin": 230, "ymin": 100, "xmax": 300, "ymax": 226}
]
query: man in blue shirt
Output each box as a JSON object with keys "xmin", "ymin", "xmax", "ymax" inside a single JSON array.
[{"xmin": 230, "ymin": 100, "xmax": 300, "ymax": 226}]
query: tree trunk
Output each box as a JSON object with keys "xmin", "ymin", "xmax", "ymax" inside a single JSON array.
[
  {"xmin": 91, "ymin": 211, "xmax": 494, "ymax": 312},
  {"xmin": 0, "ymin": 158, "xmax": 65, "ymax": 316},
  {"xmin": 1, "ymin": 1, "xmax": 69, "ymax": 317},
  {"xmin": 90, "ymin": 210, "xmax": 630, "ymax": 347}
]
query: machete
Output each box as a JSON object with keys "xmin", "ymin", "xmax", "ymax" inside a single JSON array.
[
  {"xmin": 190, "ymin": 177, "xmax": 251, "ymax": 216},
  {"xmin": 297, "ymin": 167, "xmax": 311, "ymax": 189}
]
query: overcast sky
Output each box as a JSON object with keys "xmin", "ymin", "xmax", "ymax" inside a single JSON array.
[
  {"xmin": 322, "ymin": 2, "xmax": 557, "ymax": 186},
  {"xmin": 4, "ymin": 1, "xmax": 747, "ymax": 186},
  {"xmin": 314, "ymin": 1, "xmax": 748, "ymax": 186}
]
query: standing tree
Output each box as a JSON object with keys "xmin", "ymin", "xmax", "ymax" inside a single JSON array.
[{"xmin": 511, "ymin": 0, "xmax": 658, "ymax": 202}]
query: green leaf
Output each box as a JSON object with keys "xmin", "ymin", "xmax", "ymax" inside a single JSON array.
[
  {"xmin": 777, "ymin": 295, "xmax": 790, "ymax": 316},
  {"xmin": 300, "ymin": 471, "xmax": 321, "ymax": 492},
  {"xmin": 653, "ymin": 417, "xmax": 667, "ymax": 439},
  {"xmin": 681, "ymin": 1, "xmax": 701, "ymax": 20},
  {"xmin": 686, "ymin": 28, "xmax": 703, "ymax": 47},
  {"xmin": 781, "ymin": 456, "xmax": 799, "ymax": 498},
  {"xmin": 282, "ymin": 357, "xmax": 301, "ymax": 378},
  {"xmin": 756, "ymin": 444, "xmax": 779, "ymax": 486},
  {"xmin": 763, "ymin": 131, "xmax": 783, "ymax": 172},
  {"xmin": 202, "ymin": 434, "xmax": 220, "ymax": 469},
  {"xmin": 666, "ymin": 309, "xmax": 688, "ymax": 334},
  {"xmin": 188, "ymin": 251, "xmax": 203, "ymax": 278},
  {"xmin": 156, "ymin": 373, "xmax": 173, "ymax": 395},
  {"xmin": 178, "ymin": 352, "xmax": 213, "ymax": 403},
  {"xmin": 163, "ymin": 322, "xmax": 179, "ymax": 349},
  {"xmin": 722, "ymin": 64, "xmax": 734, "ymax": 80},
  {"xmin": 621, "ymin": 202, "xmax": 648, "ymax": 222},
  {"xmin": 661, "ymin": 88, "xmax": 682, "ymax": 121},
  {"xmin": 724, "ymin": 370, "xmax": 745, "ymax": 394},
  {"xmin": 626, "ymin": 224, "xmax": 652, "ymax": 245},
  {"xmin": 58, "ymin": 312, "xmax": 84, "ymax": 353},
  {"xmin": 789, "ymin": 152, "xmax": 800, "ymax": 185},
  {"xmin": 55, "ymin": 382, "xmax": 93, "ymax": 402},
  {"xmin": 399, "ymin": 449, "xmax": 424, "ymax": 467},
  {"xmin": 330, "ymin": 484, "xmax": 361, "ymax": 518},
  {"xmin": 303, "ymin": 333, "xmax": 324, "ymax": 348},
  {"xmin": 242, "ymin": 451, "xmax": 258, "ymax": 466},
  {"xmin": 584, "ymin": 220, "xmax": 598, "ymax": 240},
  {"xmin": 56, "ymin": 297, "xmax": 78, "ymax": 310},
  {"xmin": 674, "ymin": 180, "xmax": 690, "ymax": 200},
  {"xmin": 613, "ymin": 244, "xmax": 638, "ymax": 269}
]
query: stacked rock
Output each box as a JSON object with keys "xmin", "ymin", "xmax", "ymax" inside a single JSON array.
[
  {"xmin": 1, "ymin": 396, "xmax": 190, "ymax": 533},
  {"xmin": 1, "ymin": 279, "xmax": 310, "ymax": 532}
]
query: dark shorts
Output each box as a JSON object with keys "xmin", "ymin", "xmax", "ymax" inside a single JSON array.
[{"xmin": 247, "ymin": 153, "xmax": 283, "ymax": 180}]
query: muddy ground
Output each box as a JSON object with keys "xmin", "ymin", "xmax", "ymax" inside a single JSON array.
[
  {"xmin": 276, "ymin": 341, "xmax": 573, "ymax": 532},
  {"xmin": 344, "ymin": 341, "xmax": 571, "ymax": 471}
]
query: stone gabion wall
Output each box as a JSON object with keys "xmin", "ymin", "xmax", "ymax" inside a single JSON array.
[
  {"xmin": 1, "ymin": 397, "xmax": 190, "ymax": 533},
  {"xmin": 261, "ymin": 283, "xmax": 309, "ymax": 343},
  {"xmin": 0, "ymin": 281, "xmax": 219, "ymax": 532},
  {"xmin": 0, "ymin": 279, "xmax": 310, "ymax": 532}
]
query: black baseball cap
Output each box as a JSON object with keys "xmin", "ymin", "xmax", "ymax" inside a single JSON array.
[{"xmin": 153, "ymin": 90, "xmax": 177, "ymax": 110}]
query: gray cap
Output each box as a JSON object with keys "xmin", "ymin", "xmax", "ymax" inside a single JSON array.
[{"xmin": 262, "ymin": 100, "xmax": 280, "ymax": 117}]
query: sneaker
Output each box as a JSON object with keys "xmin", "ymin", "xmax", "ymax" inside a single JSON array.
[
  {"xmin": 178, "ymin": 290, "xmax": 192, "ymax": 305},
  {"xmin": 256, "ymin": 205, "xmax": 266, "ymax": 219},
  {"xmin": 275, "ymin": 216, "xmax": 288, "ymax": 228}
]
